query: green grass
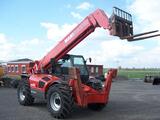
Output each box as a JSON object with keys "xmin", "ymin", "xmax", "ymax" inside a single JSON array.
[{"xmin": 104, "ymin": 68, "xmax": 160, "ymax": 79}]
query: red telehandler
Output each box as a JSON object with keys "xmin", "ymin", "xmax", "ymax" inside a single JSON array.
[{"xmin": 17, "ymin": 7, "xmax": 160, "ymax": 119}]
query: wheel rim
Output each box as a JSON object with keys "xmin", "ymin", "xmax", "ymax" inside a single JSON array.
[
  {"xmin": 19, "ymin": 87, "xmax": 26, "ymax": 101},
  {"xmin": 50, "ymin": 92, "xmax": 61, "ymax": 111}
]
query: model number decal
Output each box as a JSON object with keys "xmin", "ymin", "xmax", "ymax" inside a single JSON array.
[
  {"xmin": 64, "ymin": 33, "xmax": 74, "ymax": 43},
  {"xmin": 30, "ymin": 83, "xmax": 36, "ymax": 87}
]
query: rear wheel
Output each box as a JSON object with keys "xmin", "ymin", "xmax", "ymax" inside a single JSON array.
[
  {"xmin": 17, "ymin": 78, "xmax": 34, "ymax": 105},
  {"xmin": 47, "ymin": 84, "xmax": 73, "ymax": 119},
  {"xmin": 88, "ymin": 103, "xmax": 106, "ymax": 111}
]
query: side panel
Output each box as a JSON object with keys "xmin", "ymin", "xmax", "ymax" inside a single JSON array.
[
  {"xmin": 69, "ymin": 68, "xmax": 117, "ymax": 107},
  {"xmin": 71, "ymin": 82, "xmax": 108, "ymax": 106},
  {"xmin": 29, "ymin": 74, "xmax": 60, "ymax": 99}
]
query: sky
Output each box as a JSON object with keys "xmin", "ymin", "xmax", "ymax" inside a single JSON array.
[{"xmin": 0, "ymin": 0, "xmax": 160, "ymax": 68}]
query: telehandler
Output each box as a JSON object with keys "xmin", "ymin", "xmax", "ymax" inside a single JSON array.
[{"xmin": 17, "ymin": 7, "xmax": 160, "ymax": 119}]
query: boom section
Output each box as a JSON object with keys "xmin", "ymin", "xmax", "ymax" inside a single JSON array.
[{"xmin": 39, "ymin": 9, "xmax": 110, "ymax": 70}]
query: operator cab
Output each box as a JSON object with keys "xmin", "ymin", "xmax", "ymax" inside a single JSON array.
[
  {"xmin": 52, "ymin": 54, "xmax": 89, "ymax": 83},
  {"xmin": 51, "ymin": 54, "xmax": 103, "ymax": 90}
]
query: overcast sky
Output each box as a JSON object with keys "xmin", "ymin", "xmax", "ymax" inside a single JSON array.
[{"xmin": 0, "ymin": 0, "xmax": 160, "ymax": 68}]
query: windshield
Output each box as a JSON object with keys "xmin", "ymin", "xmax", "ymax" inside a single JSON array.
[
  {"xmin": 73, "ymin": 56, "xmax": 88, "ymax": 75},
  {"xmin": 58, "ymin": 59, "xmax": 72, "ymax": 67},
  {"xmin": 73, "ymin": 57, "xmax": 84, "ymax": 65}
]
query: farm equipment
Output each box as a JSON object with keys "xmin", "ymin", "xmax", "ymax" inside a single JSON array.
[
  {"xmin": 0, "ymin": 66, "xmax": 4, "ymax": 86},
  {"xmin": 17, "ymin": 7, "xmax": 160, "ymax": 119},
  {"xmin": 144, "ymin": 75, "xmax": 160, "ymax": 85},
  {"xmin": 0, "ymin": 66, "xmax": 4, "ymax": 77},
  {"xmin": 0, "ymin": 63, "xmax": 20, "ymax": 87}
]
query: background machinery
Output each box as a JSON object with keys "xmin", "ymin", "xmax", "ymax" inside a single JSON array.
[
  {"xmin": 17, "ymin": 7, "xmax": 160, "ymax": 119},
  {"xmin": 0, "ymin": 66, "xmax": 4, "ymax": 78},
  {"xmin": 0, "ymin": 65, "xmax": 4, "ymax": 86}
]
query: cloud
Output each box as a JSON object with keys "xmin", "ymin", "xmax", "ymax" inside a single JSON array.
[
  {"xmin": 76, "ymin": 2, "xmax": 93, "ymax": 10},
  {"xmin": 119, "ymin": 0, "xmax": 160, "ymax": 68},
  {"xmin": 80, "ymin": 39, "xmax": 144, "ymax": 67},
  {"xmin": 1, "ymin": 1, "xmax": 160, "ymax": 69},
  {"xmin": 15, "ymin": 38, "xmax": 48, "ymax": 60},
  {"xmin": 128, "ymin": 0, "xmax": 160, "ymax": 32},
  {"xmin": 40, "ymin": 21, "xmax": 150, "ymax": 68},
  {"xmin": 70, "ymin": 12, "xmax": 83, "ymax": 19},
  {"xmin": 0, "ymin": 33, "xmax": 15, "ymax": 61},
  {"xmin": 0, "ymin": 33, "xmax": 49, "ymax": 61},
  {"xmin": 0, "ymin": 33, "xmax": 7, "ymax": 44},
  {"xmin": 41, "ymin": 22, "xmax": 77, "ymax": 40},
  {"xmin": 0, "ymin": 22, "xmax": 78, "ymax": 61},
  {"xmin": 132, "ymin": 43, "xmax": 160, "ymax": 68},
  {"xmin": 1, "ymin": 5, "xmax": 160, "ymax": 68},
  {"xmin": 117, "ymin": 44, "xmax": 160, "ymax": 68}
]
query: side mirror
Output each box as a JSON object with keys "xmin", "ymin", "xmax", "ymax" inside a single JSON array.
[{"xmin": 85, "ymin": 58, "xmax": 92, "ymax": 63}]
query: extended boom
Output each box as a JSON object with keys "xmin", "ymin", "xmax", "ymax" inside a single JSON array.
[{"xmin": 36, "ymin": 9, "xmax": 111, "ymax": 72}]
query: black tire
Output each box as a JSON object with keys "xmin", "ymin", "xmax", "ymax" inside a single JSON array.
[
  {"xmin": 11, "ymin": 79, "xmax": 19, "ymax": 88},
  {"xmin": 88, "ymin": 103, "xmax": 106, "ymax": 111},
  {"xmin": 153, "ymin": 77, "xmax": 160, "ymax": 85},
  {"xmin": 17, "ymin": 78, "xmax": 34, "ymax": 105},
  {"xmin": 3, "ymin": 77, "xmax": 12, "ymax": 87},
  {"xmin": 47, "ymin": 84, "xmax": 74, "ymax": 119}
]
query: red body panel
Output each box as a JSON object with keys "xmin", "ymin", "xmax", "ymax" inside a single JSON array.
[
  {"xmin": 69, "ymin": 69, "xmax": 117, "ymax": 107},
  {"xmin": 29, "ymin": 74, "xmax": 59, "ymax": 92},
  {"xmin": 29, "ymin": 68, "xmax": 117, "ymax": 107}
]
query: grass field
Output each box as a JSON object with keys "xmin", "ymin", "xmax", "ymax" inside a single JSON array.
[
  {"xmin": 1, "ymin": 69, "xmax": 160, "ymax": 80},
  {"xmin": 104, "ymin": 68, "xmax": 160, "ymax": 79}
]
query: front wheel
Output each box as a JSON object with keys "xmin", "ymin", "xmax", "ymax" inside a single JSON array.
[
  {"xmin": 17, "ymin": 79, "xmax": 34, "ymax": 105},
  {"xmin": 47, "ymin": 84, "xmax": 74, "ymax": 119}
]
